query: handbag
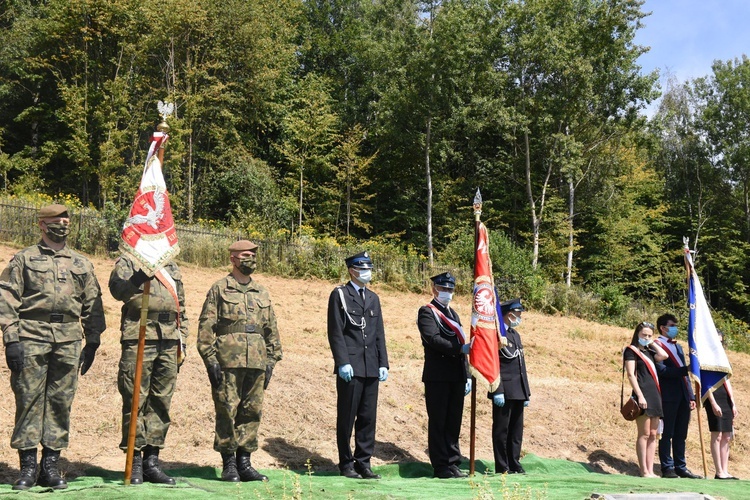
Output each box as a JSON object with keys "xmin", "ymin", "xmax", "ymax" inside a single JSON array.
[{"xmin": 620, "ymin": 357, "xmax": 643, "ymax": 421}]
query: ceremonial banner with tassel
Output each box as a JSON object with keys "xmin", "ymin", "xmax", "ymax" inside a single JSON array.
[
  {"xmin": 684, "ymin": 240, "xmax": 732, "ymax": 401},
  {"xmin": 469, "ymin": 221, "xmax": 501, "ymax": 392},
  {"xmin": 121, "ymin": 102, "xmax": 180, "ymax": 485}
]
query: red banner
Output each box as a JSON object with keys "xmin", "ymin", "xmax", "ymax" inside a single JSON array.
[
  {"xmin": 469, "ymin": 223, "xmax": 500, "ymax": 391},
  {"xmin": 120, "ymin": 131, "xmax": 180, "ymax": 275}
]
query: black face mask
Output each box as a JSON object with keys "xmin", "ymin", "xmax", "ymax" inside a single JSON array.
[
  {"xmin": 44, "ymin": 222, "xmax": 70, "ymax": 243},
  {"xmin": 237, "ymin": 256, "xmax": 257, "ymax": 276}
]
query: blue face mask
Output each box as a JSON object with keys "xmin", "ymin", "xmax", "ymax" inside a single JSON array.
[
  {"xmin": 666, "ymin": 326, "xmax": 678, "ymax": 339},
  {"xmin": 638, "ymin": 337, "xmax": 651, "ymax": 347}
]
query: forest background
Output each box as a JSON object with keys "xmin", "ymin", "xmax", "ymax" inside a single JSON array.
[{"xmin": 1, "ymin": 0, "xmax": 750, "ymax": 348}]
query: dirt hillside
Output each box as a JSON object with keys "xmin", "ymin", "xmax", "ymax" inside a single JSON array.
[{"xmin": 0, "ymin": 242, "xmax": 747, "ymax": 483}]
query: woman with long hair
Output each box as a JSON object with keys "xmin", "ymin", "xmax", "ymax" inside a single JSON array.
[{"xmin": 624, "ymin": 322, "xmax": 668, "ymax": 477}]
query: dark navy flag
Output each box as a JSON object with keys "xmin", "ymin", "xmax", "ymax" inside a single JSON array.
[
  {"xmin": 494, "ymin": 287, "xmax": 508, "ymax": 338},
  {"xmin": 685, "ymin": 244, "xmax": 732, "ymax": 402}
]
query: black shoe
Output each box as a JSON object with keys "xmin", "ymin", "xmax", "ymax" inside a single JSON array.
[
  {"xmin": 509, "ymin": 466, "xmax": 526, "ymax": 474},
  {"xmin": 237, "ymin": 451, "xmax": 268, "ymax": 482},
  {"xmin": 37, "ymin": 447, "xmax": 67, "ymax": 489},
  {"xmin": 449, "ymin": 465, "xmax": 468, "ymax": 478},
  {"xmin": 354, "ymin": 463, "xmax": 381, "ymax": 480},
  {"xmin": 142, "ymin": 446, "xmax": 176, "ymax": 485},
  {"xmin": 13, "ymin": 449, "xmax": 37, "ymax": 491},
  {"xmin": 221, "ymin": 453, "xmax": 240, "ymax": 482},
  {"xmin": 340, "ymin": 466, "xmax": 362, "ymax": 479},
  {"xmin": 433, "ymin": 468, "xmax": 455, "ymax": 479},
  {"xmin": 662, "ymin": 468, "xmax": 679, "ymax": 478},
  {"xmin": 676, "ymin": 468, "xmax": 702, "ymax": 479},
  {"xmin": 130, "ymin": 452, "xmax": 143, "ymax": 485}
]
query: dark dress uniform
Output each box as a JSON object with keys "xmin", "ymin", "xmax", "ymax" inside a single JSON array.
[
  {"xmin": 327, "ymin": 253, "xmax": 388, "ymax": 476},
  {"xmin": 655, "ymin": 335, "xmax": 696, "ymax": 476},
  {"xmin": 489, "ymin": 300, "xmax": 529, "ymax": 474},
  {"xmin": 418, "ymin": 295, "xmax": 468, "ymax": 477}
]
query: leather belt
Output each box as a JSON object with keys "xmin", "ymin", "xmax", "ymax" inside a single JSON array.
[
  {"xmin": 19, "ymin": 311, "xmax": 78, "ymax": 323},
  {"xmin": 127, "ymin": 311, "xmax": 178, "ymax": 323},
  {"xmin": 216, "ymin": 324, "xmax": 257, "ymax": 335}
]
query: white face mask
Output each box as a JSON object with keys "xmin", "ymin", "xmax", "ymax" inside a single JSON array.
[
  {"xmin": 436, "ymin": 291, "xmax": 453, "ymax": 305},
  {"xmin": 509, "ymin": 314, "xmax": 521, "ymax": 328},
  {"xmin": 356, "ymin": 269, "xmax": 372, "ymax": 284}
]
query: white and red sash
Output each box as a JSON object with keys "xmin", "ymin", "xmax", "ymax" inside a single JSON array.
[
  {"xmin": 654, "ymin": 337, "xmax": 691, "ymax": 395},
  {"xmin": 427, "ymin": 303, "xmax": 466, "ymax": 345},
  {"xmin": 625, "ymin": 345, "xmax": 661, "ymax": 394},
  {"xmin": 155, "ymin": 267, "xmax": 184, "ymax": 363}
]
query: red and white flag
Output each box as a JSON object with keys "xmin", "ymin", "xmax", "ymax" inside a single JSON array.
[
  {"xmin": 469, "ymin": 222, "xmax": 500, "ymax": 391},
  {"xmin": 120, "ymin": 131, "xmax": 180, "ymax": 274}
]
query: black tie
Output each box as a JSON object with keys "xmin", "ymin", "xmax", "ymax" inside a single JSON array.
[{"xmin": 359, "ymin": 288, "xmax": 365, "ymax": 302}]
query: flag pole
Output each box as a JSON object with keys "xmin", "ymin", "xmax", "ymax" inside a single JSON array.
[
  {"xmin": 469, "ymin": 190, "xmax": 482, "ymax": 477},
  {"xmin": 124, "ymin": 117, "xmax": 170, "ymax": 485},
  {"xmin": 683, "ymin": 240, "xmax": 708, "ymax": 479}
]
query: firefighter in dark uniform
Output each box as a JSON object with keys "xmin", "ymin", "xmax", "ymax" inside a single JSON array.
[
  {"xmin": 418, "ymin": 272, "xmax": 471, "ymax": 479},
  {"xmin": 490, "ymin": 298, "xmax": 530, "ymax": 474},
  {"xmin": 327, "ymin": 251, "xmax": 389, "ymax": 480}
]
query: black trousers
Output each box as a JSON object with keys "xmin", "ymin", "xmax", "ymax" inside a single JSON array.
[
  {"xmin": 424, "ymin": 381, "xmax": 465, "ymax": 472},
  {"xmin": 492, "ymin": 400, "xmax": 525, "ymax": 473},
  {"xmin": 336, "ymin": 376, "xmax": 379, "ymax": 469},
  {"xmin": 659, "ymin": 398, "xmax": 691, "ymax": 471}
]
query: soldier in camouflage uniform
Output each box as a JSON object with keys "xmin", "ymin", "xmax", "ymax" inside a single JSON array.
[
  {"xmin": 0, "ymin": 204, "xmax": 106, "ymax": 490},
  {"xmin": 197, "ymin": 240, "xmax": 282, "ymax": 482},
  {"xmin": 109, "ymin": 253, "xmax": 188, "ymax": 485}
]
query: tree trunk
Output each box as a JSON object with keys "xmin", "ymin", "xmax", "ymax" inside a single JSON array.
[
  {"xmin": 298, "ymin": 166, "xmax": 304, "ymax": 231},
  {"xmin": 425, "ymin": 115, "xmax": 433, "ymax": 266},
  {"xmin": 524, "ymin": 130, "xmax": 540, "ymax": 269},
  {"xmin": 566, "ymin": 174, "xmax": 574, "ymax": 287}
]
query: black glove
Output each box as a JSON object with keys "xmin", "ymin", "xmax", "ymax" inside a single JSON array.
[
  {"xmin": 79, "ymin": 343, "xmax": 99, "ymax": 375},
  {"xmin": 129, "ymin": 269, "xmax": 151, "ymax": 287},
  {"xmin": 5, "ymin": 342, "xmax": 24, "ymax": 373},
  {"xmin": 208, "ymin": 363, "xmax": 223, "ymax": 389},
  {"xmin": 263, "ymin": 365, "xmax": 274, "ymax": 390}
]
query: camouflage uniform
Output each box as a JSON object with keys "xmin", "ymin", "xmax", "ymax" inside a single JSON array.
[
  {"xmin": 197, "ymin": 274, "xmax": 282, "ymax": 453},
  {"xmin": 0, "ymin": 241, "xmax": 106, "ymax": 450},
  {"xmin": 109, "ymin": 254, "xmax": 188, "ymax": 451}
]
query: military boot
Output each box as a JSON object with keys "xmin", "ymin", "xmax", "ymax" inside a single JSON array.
[
  {"xmin": 237, "ymin": 450, "xmax": 268, "ymax": 482},
  {"xmin": 13, "ymin": 448, "xmax": 37, "ymax": 490},
  {"xmin": 37, "ymin": 447, "xmax": 67, "ymax": 489},
  {"xmin": 142, "ymin": 445, "xmax": 176, "ymax": 485},
  {"xmin": 129, "ymin": 451, "xmax": 143, "ymax": 485},
  {"xmin": 221, "ymin": 453, "xmax": 241, "ymax": 482}
]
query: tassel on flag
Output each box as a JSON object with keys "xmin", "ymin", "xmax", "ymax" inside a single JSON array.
[
  {"xmin": 120, "ymin": 130, "xmax": 180, "ymax": 274},
  {"xmin": 684, "ymin": 244, "xmax": 732, "ymax": 402},
  {"xmin": 469, "ymin": 222, "xmax": 501, "ymax": 392}
]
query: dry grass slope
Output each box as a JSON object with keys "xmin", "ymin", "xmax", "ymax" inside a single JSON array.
[{"xmin": 0, "ymin": 243, "xmax": 747, "ymax": 484}]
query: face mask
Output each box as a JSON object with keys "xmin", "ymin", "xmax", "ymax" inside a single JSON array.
[
  {"xmin": 237, "ymin": 256, "xmax": 257, "ymax": 276},
  {"xmin": 356, "ymin": 269, "xmax": 372, "ymax": 284},
  {"xmin": 666, "ymin": 326, "xmax": 678, "ymax": 339},
  {"xmin": 509, "ymin": 315, "xmax": 521, "ymax": 328},
  {"xmin": 44, "ymin": 222, "xmax": 69, "ymax": 243},
  {"xmin": 436, "ymin": 291, "xmax": 453, "ymax": 305},
  {"xmin": 638, "ymin": 337, "xmax": 651, "ymax": 347}
]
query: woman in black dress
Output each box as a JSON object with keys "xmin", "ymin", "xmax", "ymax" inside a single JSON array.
[
  {"xmin": 706, "ymin": 335, "xmax": 739, "ymax": 480},
  {"xmin": 624, "ymin": 322, "xmax": 668, "ymax": 477}
]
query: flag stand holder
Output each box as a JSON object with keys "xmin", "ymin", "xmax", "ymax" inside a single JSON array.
[
  {"xmin": 469, "ymin": 193, "xmax": 482, "ymax": 476},
  {"xmin": 694, "ymin": 381, "xmax": 709, "ymax": 479}
]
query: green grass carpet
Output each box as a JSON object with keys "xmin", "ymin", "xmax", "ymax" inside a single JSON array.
[{"xmin": 0, "ymin": 455, "xmax": 744, "ymax": 499}]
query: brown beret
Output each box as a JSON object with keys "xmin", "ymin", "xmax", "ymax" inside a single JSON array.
[
  {"xmin": 228, "ymin": 239, "xmax": 258, "ymax": 253},
  {"xmin": 38, "ymin": 204, "xmax": 69, "ymax": 219}
]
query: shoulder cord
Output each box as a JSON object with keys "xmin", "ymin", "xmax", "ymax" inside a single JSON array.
[
  {"xmin": 500, "ymin": 330, "xmax": 521, "ymax": 359},
  {"xmin": 337, "ymin": 286, "xmax": 366, "ymax": 330}
]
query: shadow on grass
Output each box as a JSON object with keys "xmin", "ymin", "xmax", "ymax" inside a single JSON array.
[
  {"xmin": 262, "ymin": 437, "xmax": 337, "ymax": 471},
  {"xmin": 586, "ymin": 448, "xmax": 639, "ymax": 476}
]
